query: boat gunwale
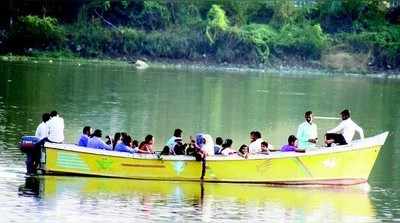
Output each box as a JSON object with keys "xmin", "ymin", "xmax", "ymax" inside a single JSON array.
[{"xmin": 44, "ymin": 132, "xmax": 388, "ymax": 161}]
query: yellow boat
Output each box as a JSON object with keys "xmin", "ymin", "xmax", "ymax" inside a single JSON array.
[{"xmin": 43, "ymin": 132, "xmax": 388, "ymax": 185}]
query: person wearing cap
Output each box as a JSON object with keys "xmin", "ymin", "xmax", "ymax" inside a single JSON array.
[{"xmin": 325, "ymin": 109, "xmax": 364, "ymax": 146}]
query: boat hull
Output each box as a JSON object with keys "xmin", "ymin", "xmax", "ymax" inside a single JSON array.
[{"xmin": 44, "ymin": 132, "xmax": 388, "ymax": 185}]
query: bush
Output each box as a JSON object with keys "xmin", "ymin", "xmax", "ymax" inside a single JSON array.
[
  {"xmin": 9, "ymin": 15, "xmax": 65, "ymax": 50},
  {"xmin": 275, "ymin": 23, "xmax": 328, "ymax": 59},
  {"xmin": 206, "ymin": 4, "xmax": 230, "ymax": 44},
  {"xmin": 239, "ymin": 24, "xmax": 278, "ymax": 61},
  {"xmin": 142, "ymin": 29, "xmax": 208, "ymax": 59},
  {"xmin": 66, "ymin": 21, "xmax": 113, "ymax": 57},
  {"xmin": 341, "ymin": 25, "xmax": 400, "ymax": 67},
  {"xmin": 137, "ymin": 0, "xmax": 171, "ymax": 31}
]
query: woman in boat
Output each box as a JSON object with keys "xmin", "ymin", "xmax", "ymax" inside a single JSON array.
[
  {"xmin": 77, "ymin": 126, "xmax": 92, "ymax": 147},
  {"xmin": 112, "ymin": 132, "xmax": 121, "ymax": 150},
  {"xmin": 138, "ymin": 135, "xmax": 155, "ymax": 154},
  {"xmin": 87, "ymin": 129, "xmax": 112, "ymax": 150},
  {"xmin": 220, "ymin": 139, "xmax": 236, "ymax": 156},
  {"xmin": 281, "ymin": 135, "xmax": 304, "ymax": 152},
  {"xmin": 115, "ymin": 135, "xmax": 136, "ymax": 154},
  {"xmin": 248, "ymin": 131, "xmax": 263, "ymax": 153}
]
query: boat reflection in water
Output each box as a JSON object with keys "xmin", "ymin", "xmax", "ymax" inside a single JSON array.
[{"xmin": 18, "ymin": 176, "xmax": 376, "ymax": 222}]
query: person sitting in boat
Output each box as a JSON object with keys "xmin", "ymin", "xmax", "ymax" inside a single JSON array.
[
  {"xmin": 220, "ymin": 139, "xmax": 236, "ymax": 156},
  {"xmin": 87, "ymin": 129, "xmax": 112, "ymax": 150},
  {"xmin": 115, "ymin": 135, "xmax": 137, "ymax": 154},
  {"xmin": 111, "ymin": 132, "xmax": 121, "ymax": 150},
  {"xmin": 47, "ymin": 110, "xmax": 64, "ymax": 143},
  {"xmin": 194, "ymin": 133, "xmax": 214, "ymax": 161},
  {"xmin": 132, "ymin": 140, "xmax": 139, "ymax": 151},
  {"xmin": 77, "ymin": 126, "xmax": 92, "ymax": 147},
  {"xmin": 281, "ymin": 135, "xmax": 303, "ymax": 152},
  {"xmin": 297, "ymin": 111, "xmax": 318, "ymax": 150},
  {"xmin": 238, "ymin": 144, "xmax": 249, "ymax": 159},
  {"xmin": 203, "ymin": 134, "xmax": 215, "ymax": 156},
  {"xmin": 325, "ymin": 109, "xmax": 364, "ymax": 147},
  {"xmin": 165, "ymin": 128, "xmax": 186, "ymax": 155},
  {"xmin": 138, "ymin": 135, "xmax": 155, "ymax": 154},
  {"xmin": 260, "ymin": 141, "xmax": 270, "ymax": 154},
  {"xmin": 214, "ymin": 137, "xmax": 223, "ymax": 155},
  {"xmin": 249, "ymin": 131, "xmax": 271, "ymax": 153}
]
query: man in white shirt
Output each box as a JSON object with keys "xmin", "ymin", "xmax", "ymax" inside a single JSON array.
[
  {"xmin": 35, "ymin": 113, "xmax": 50, "ymax": 140},
  {"xmin": 47, "ymin": 110, "xmax": 64, "ymax": 143},
  {"xmin": 165, "ymin": 128, "xmax": 183, "ymax": 154},
  {"xmin": 27, "ymin": 113, "xmax": 51, "ymax": 175},
  {"xmin": 296, "ymin": 111, "xmax": 318, "ymax": 150},
  {"xmin": 249, "ymin": 131, "xmax": 263, "ymax": 153},
  {"xmin": 325, "ymin": 109, "xmax": 364, "ymax": 146}
]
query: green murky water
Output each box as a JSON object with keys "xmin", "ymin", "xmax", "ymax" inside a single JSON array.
[{"xmin": 0, "ymin": 61, "xmax": 399, "ymax": 222}]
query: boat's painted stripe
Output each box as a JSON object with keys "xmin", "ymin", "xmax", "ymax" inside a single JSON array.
[
  {"xmin": 57, "ymin": 151, "xmax": 90, "ymax": 171},
  {"xmin": 121, "ymin": 164, "xmax": 165, "ymax": 168},
  {"xmin": 293, "ymin": 157, "xmax": 313, "ymax": 178}
]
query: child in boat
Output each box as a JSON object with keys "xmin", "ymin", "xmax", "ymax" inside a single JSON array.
[
  {"xmin": 132, "ymin": 140, "xmax": 139, "ymax": 152},
  {"xmin": 138, "ymin": 135, "xmax": 155, "ymax": 154},
  {"xmin": 260, "ymin": 141, "xmax": 270, "ymax": 154},
  {"xmin": 238, "ymin": 144, "xmax": 249, "ymax": 159},
  {"xmin": 214, "ymin": 137, "xmax": 223, "ymax": 155},
  {"xmin": 220, "ymin": 139, "xmax": 236, "ymax": 156},
  {"xmin": 281, "ymin": 135, "xmax": 303, "ymax": 152}
]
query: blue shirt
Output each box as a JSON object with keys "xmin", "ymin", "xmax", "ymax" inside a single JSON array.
[
  {"xmin": 77, "ymin": 134, "xmax": 89, "ymax": 147},
  {"xmin": 281, "ymin": 144, "xmax": 297, "ymax": 152},
  {"xmin": 87, "ymin": 137, "xmax": 112, "ymax": 150},
  {"xmin": 115, "ymin": 143, "xmax": 136, "ymax": 154}
]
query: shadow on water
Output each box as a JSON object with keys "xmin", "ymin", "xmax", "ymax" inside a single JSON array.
[{"xmin": 18, "ymin": 176, "xmax": 42, "ymax": 197}]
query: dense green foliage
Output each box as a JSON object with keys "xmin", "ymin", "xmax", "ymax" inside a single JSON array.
[{"xmin": 1, "ymin": 0, "xmax": 400, "ymax": 69}]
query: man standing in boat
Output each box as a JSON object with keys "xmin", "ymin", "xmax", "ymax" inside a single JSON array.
[
  {"xmin": 297, "ymin": 111, "xmax": 318, "ymax": 150},
  {"xmin": 325, "ymin": 109, "xmax": 364, "ymax": 146}
]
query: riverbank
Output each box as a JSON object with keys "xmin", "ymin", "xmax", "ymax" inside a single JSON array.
[{"xmin": 2, "ymin": 54, "xmax": 399, "ymax": 79}]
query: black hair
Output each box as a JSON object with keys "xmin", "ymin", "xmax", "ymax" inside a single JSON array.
[
  {"xmin": 261, "ymin": 141, "xmax": 268, "ymax": 148},
  {"xmin": 288, "ymin": 135, "xmax": 297, "ymax": 144},
  {"xmin": 122, "ymin": 135, "xmax": 132, "ymax": 146},
  {"xmin": 253, "ymin": 131, "xmax": 262, "ymax": 139},
  {"xmin": 239, "ymin": 144, "xmax": 248, "ymax": 153},
  {"xmin": 92, "ymin": 129, "xmax": 102, "ymax": 138},
  {"xmin": 145, "ymin": 134, "xmax": 153, "ymax": 143},
  {"xmin": 132, "ymin": 140, "xmax": 139, "ymax": 147},
  {"xmin": 42, "ymin": 113, "xmax": 50, "ymax": 122},
  {"xmin": 222, "ymin": 139, "xmax": 233, "ymax": 148},
  {"xmin": 83, "ymin": 126, "xmax": 91, "ymax": 135},
  {"xmin": 305, "ymin": 111, "xmax": 312, "ymax": 116},
  {"xmin": 341, "ymin": 109, "xmax": 350, "ymax": 117},
  {"xmin": 215, "ymin": 137, "xmax": 223, "ymax": 145},
  {"xmin": 50, "ymin": 110, "xmax": 58, "ymax": 117},
  {"xmin": 173, "ymin": 129, "xmax": 183, "ymax": 137}
]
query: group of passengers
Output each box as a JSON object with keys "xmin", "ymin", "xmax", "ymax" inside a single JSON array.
[
  {"xmin": 30, "ymin": 108, "xmax": 364, "ymax": 167},
  {"xmin": 77, "ymin": 127, "xmax": 155, "ymax": 154}
]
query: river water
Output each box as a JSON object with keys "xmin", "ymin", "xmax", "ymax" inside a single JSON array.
[{"xmin": 0, "ymin": 60, "xmax": 399, "ymax": 222}]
